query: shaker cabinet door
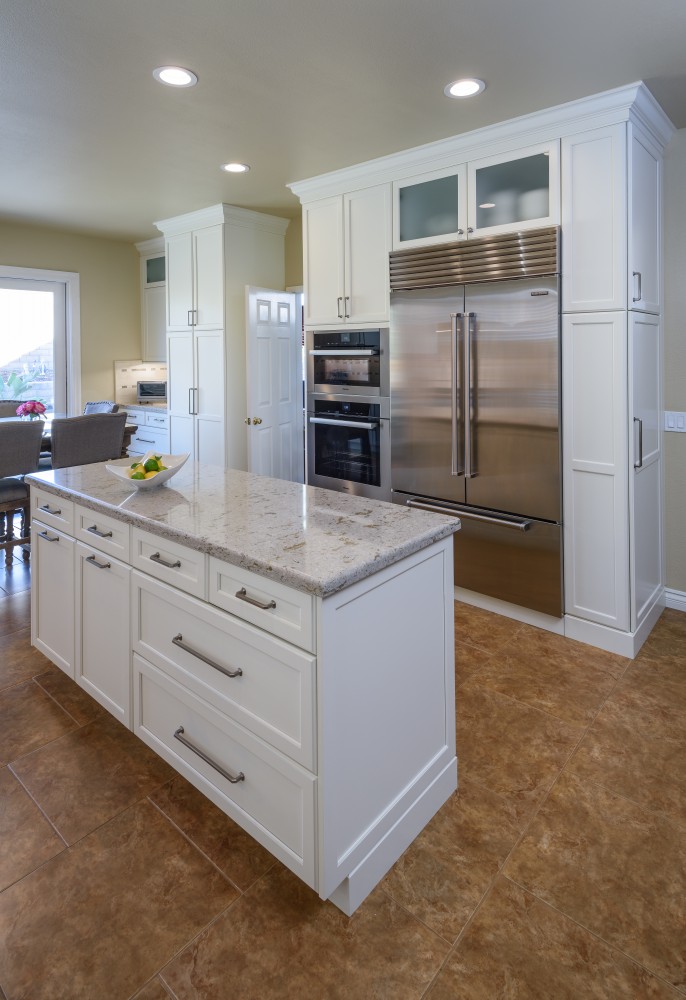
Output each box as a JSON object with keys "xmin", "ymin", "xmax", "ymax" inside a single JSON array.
[
  {"xmin": 166, "ymin": 232, "xmax": 194, "ymax": 330},
  {"xmin": 628, "ymin": 125, "xmax": 661, "ymax": 314},
  {"xmin": 303, "ymin": 197, "xmax": 345, "ymax": 326}
]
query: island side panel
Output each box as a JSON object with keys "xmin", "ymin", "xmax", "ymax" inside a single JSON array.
[{"xmin": 316, "ymin": 536, "xmax": 457, "ymax": 907}]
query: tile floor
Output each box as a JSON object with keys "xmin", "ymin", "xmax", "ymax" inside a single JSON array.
[{"xmin": 0, "ymin": 548, "xmax": 684, "ymax": 999}]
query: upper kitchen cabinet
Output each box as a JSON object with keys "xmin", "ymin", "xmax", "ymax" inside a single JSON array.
[
  {"xmin": 562, "ymin": 118, "xmax": 663, "ymax": 315},
  {"xmin": 156, "ymin": 204, "xmax": 289, "ymax": 471},
  {"xmin": 393, "ymin": 165, "xmax": 467, "ymax": 249},
  {"xmin": 391, "ymin": 142, "xmax": 558, "ymax": 250},
  {"xmin": 136, "ymin": 237, "xmax": 167, "ymax": 362},
  {"xmin": 303, "ymin": 184, "xmax": 391, "ymax": 327}
]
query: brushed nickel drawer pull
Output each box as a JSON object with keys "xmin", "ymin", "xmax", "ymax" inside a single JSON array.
[
  {"xmin": 38, "ymin": 530, "xmax": 59, "ymax": 542},
  {"xmin": 39, "ymin": 503, "xmax": 61, "ymax": 516},
  {"xmin": 235, "ymin": 587, "xmax": 276, "ymax": 610},
  {"xmin": 173, "ymin": 727, "xmax": 245, "ymax": 784},
  {"xmin": 137, "ymin": 437, "xmax": 156, "ymax": 444},
  {"xmin": 87, "ymin": 525, "xmax": 113, "ymax": 538},
  {"xmin": 86, "ymin": 554, "xmax": 111, "ymax": 570},
  {"xmin": 150, "ymin": 551, "xmax": 181, "ymax": 569},
  {"xmin": 172, "ymin": 634, "xmax": 243, "ymax": 678}
]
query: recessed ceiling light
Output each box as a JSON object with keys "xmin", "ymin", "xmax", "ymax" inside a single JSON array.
[
  {"xmin": 221, "ymin": 162, "xmax": 250, "ymax": 173},
  {"xmin": 444, "ymin": 78, "xmax": 486, "ymax": 99},
  {"xmin": 153, "ymin": 66, "xmax": 198, "ymax": 88}
]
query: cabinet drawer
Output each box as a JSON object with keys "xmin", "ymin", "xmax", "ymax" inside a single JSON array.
[
  {"xmin": 74, "ymin": 504, "xmax": 130, "ymax": 561},
  {"xmin": 128, "ymin": 425, "xmax": 169, "ymax": 456},
  {"xmin": 133, "ymin": 654, "xmax": 316, "ymax": 888},
  {"xmin": 132, "ymin": 527, "xmax": 206, "ymax": 598},
  {"xmin": 133, "ymin": 573, "xmax": 315, "ymax": 768},
  {"xmin": 209, "ymin": 558, "xmax": 315, "ymax": 653},
  {"xmin": 31, "ymin": 488, "xmax": 74, "ymax": 534},
  {"xmin": 146, "ymin": 412, "xmax": 169, "ymax": 430}
]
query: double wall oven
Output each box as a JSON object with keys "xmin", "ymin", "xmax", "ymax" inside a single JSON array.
[{"xmin": 306, "ymin": 328, "xmax": 391, "ymax": 501}]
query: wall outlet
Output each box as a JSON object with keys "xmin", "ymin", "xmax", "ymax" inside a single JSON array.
[{"xmin": 664, "ymin": 411, "xmax": 686, "ymax": 432}]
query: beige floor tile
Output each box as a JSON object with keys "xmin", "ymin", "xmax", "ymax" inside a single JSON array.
[
  {"xmin": 150, "ymin": 775, "xmax": 276, "ymax": 891},
  {"xmin": 0, "ymin": 627, "xmax": 53, "ymax": 691},
  {"xmin": 0, "ymin": 679, "xmax": 78, "ymax": 765},
  {"xmin": 0, "ymin": 767, "xmax": 64, "ymax": 891},
  {"xmin": 0, "ymin": 800, "xmax": 237, "ymax": 1000},
  {"xmin": 454, "ymin": 641, "xmax": 494, "ymax": 687},
  {"xmin": 464, "ymin": 625, "xmax": 628, "ymax": 726},
  {"xmin": 504, "ymin": 772, "xmax": 686, "ymax": 990},
  {"xmin": 133, "ymin": 978, "xmax": 173, "ymax": 1000},
  {"xmin": 454, "ymin": 602, "xmax": 524, "ymax": 654},
  {"xmin": 456, "ymin": 680, "xmax": 582, "ymax": 819},
  {"xmin": 162, "ymin": 864, "xmax": 450, "ymax": 1000},
  {"xmin": 425, "ymin": 876, "xmax": 683, "ymax": 999},
  {"xmin": 12, "ymin": 713, "xmax": 174, "ymax": 844},
  {"xmin": 381, "ymin": 777, "xmax": 527, "ymax": 942}
]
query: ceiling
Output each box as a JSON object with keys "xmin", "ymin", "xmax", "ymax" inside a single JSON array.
[{"xmin": 4, "ymin": 0, "xmax": 686, "ymax": 243}]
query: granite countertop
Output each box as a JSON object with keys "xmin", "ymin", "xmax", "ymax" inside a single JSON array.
[{"xmin": 26, "ymin": 463, "xmax": 460, "ymax": 597}]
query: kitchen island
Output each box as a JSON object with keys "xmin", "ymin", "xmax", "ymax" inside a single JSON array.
[{"xmin": 27, "ymin": 461, "xmax": 459, "ymax": 915}]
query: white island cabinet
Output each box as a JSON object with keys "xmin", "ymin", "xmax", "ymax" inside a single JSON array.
[{"xmin": 27, "ymin": 462, "xmax": 459, "ymax": 916}]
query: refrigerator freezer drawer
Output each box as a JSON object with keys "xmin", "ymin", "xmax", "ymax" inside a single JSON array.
[{"xmin": 455, "ymin": 508, "xmax": 562, "ymax": 617}]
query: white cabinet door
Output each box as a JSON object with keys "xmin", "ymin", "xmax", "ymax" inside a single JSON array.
[
  {"xmin": 142, "ymin": 285, "xmax": 166, "ymax": 362},
  {"xmin": 193, "ymin": 225, "xmax": 225, "ymax": 329},
  {"xmin": 344, "ymin": 185, "xmax": 391, "ymax": 324},
  {"xmin": 393, "ymin": 164, "xmax": 467, "ymax": 249},
  {"xmin": 75, "ymin": 543, "xmax": 132, "ymax": 726},
  {"xmin": 629, "ymin": 312, "xmax": 662, "ymax": 628},
  {"xmin": 468, "ymin": 140, "xmax": 559, "ymax": 237},
  {"xmin": 31, "ymin": 523, "xmax": 75, "ymax": 677},
  {"xmin": 167, "ymin": 330, "xmax": 195, "ymax": 457},
  {"xmin": 166, "ymin": 233, "xmax": 193, "ymax": 331},
  {"xmin": 628, "ymin": 125, "xmax": 661, "ymax": 314},
  {"xmin": 562, "ymin": 311, "xmax": 630, "ymax": 631},
  {"xmin": 303, "ymin": 197, "xmax": 344, "ymax": 326},
  {"xmin": 195, "ymin": 329, "xmax": 225, "ymax": 465},
  {"xmin": 561, "ymin": 124, "xmax": 627, "ymax": 312}
]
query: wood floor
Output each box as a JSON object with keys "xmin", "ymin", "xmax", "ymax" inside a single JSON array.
[{"xmin": 0, "ymin": 546, "xmax": 684, "ymax": 999}]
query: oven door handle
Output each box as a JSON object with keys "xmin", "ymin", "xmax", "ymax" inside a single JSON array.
[
  {"xmin": 309, "ymin": 417, "xmax": 377, "ymax": 429},
  {"xmin": 308, "ymin": 349, "xmax": 379, "ymax": 357}
]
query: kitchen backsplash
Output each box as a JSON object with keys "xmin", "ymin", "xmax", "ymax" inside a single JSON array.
[{"xmin": 114, "ymin": 360, "xmax": 168, "ymax": 406}]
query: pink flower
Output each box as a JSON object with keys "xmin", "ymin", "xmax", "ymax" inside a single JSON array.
[{"xmin": 15, "ymin": 400, "xmax": 46, "ymax": 418}]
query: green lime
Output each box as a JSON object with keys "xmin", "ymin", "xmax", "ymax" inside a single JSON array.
[
  {"xmin": 131, "ymin": 471, "xmax": 145, "ymax": 480},
  {"xmin": 144, "ymin": 458, "xmax": 159, "ymax": 472}
]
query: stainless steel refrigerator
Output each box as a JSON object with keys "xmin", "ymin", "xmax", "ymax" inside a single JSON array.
[{"xmin": 390, "ymin": 228, "xmax": 562, "ymax": 616}]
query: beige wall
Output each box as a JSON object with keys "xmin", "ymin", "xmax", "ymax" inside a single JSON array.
[
  {"xmin": 284, "ymin": 213, "xmax": 303, "ymax": 288},
  {"xmin": 663, "ymin": 128, "xmax": 686, "ymax": 592},
  {"xmin": 0, "ymin": 221, "xmax": 141, "ymax": 408}
]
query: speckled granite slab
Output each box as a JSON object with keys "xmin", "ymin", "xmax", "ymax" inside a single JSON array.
[{"xmin": 27, "ymin": 463, "xmax": 459, "ymax": 597}]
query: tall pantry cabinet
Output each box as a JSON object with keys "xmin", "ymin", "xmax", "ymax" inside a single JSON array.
[
  {"xmin": 155, "ymin": 204, "xmax": 289, "ymax": 471},
  {"xmin": 561, "ymin": 91, "xmax": 672, "ymax": 656}
]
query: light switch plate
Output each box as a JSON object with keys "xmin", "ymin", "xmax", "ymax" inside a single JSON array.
[{"xmin": 664, "ymin": 411, "xmax": 686, "ymax": 432}]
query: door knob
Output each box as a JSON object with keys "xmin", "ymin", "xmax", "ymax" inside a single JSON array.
[
  {"xmin": 253, "ymin": 417, "xmax": 263, "ymax": 425},
  {"xmin": 244, "ymin": 417, "xmax": 252, "ymax": 425}
]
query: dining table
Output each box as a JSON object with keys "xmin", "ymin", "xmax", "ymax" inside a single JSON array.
[{"xmin": 0, "ymin": 415, "xmax": 138, "ymax": 458}]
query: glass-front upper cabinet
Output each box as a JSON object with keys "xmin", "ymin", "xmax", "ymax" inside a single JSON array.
[
  {"xmin": 468, "ymin": 141, "xmax": 560, "ymax": 236},
  {"xmin": 145, "ymin": 254, "xmax": 166, "ymax": 286},
  {"xmin": 393, "ymin": 164, "xmax": 468, "ymax": 249}
]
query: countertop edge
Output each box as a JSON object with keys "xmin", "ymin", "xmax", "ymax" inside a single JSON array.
[{"xmin": 26, "ymin": 474, "xmax": 459, "ymax": 598}]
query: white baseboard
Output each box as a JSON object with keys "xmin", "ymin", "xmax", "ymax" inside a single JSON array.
[
  {"xmin": 665, "ymin": 588, "xmax": 686, "ymax": 613},
  {"xmin": 454, "ymin": 587, "xmax": 565, "ymax": 635}
]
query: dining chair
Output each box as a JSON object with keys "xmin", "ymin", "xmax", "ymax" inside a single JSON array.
[
  {"xmin": 50, "ymin": 412, "xmax": 127, "ymax": 470},
  {"xmin": 0, "ymin": 420, "xmax": 44, "ymax": 565},
  {"xmin": 83, "ymin": 400, "xmax": 120, "ymax": 414},
  {"xmin": 0, "ymin": 399, "xmax": 26, "ymax": 418}
]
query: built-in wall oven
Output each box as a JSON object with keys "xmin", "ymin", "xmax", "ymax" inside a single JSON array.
[
  {"xmin": 307, "ymin": 328, "xmax": 389, "ymax": 396},
  {"xmin": 307, "ymin": 394, "xmax": 391, "ymax": 501}
]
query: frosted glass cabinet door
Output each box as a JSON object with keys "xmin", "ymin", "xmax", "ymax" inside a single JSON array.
[
  {"xmin": 393, "ymin": 165, "xmax": 467, "ymax": 248},
  {"xmin": 469, "ymin": 142, "xmax": 559, "ymax": 235}
]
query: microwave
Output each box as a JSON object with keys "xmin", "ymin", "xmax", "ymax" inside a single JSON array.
[{"xmin": 136, "ymin": 380, "xmax": 167, "ymax": 404}]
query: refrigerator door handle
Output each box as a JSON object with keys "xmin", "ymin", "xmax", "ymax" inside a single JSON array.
[
  {"xmin": 406, "ymin": 498, "xmax": 532, "ymax": 531},
  {"xmin": 450, "ymin": 313, "xmax": 464, "ymax": 476},
  {"xmin": 465, "ymin": 312, "xmax": 476, "ymax": 478}
]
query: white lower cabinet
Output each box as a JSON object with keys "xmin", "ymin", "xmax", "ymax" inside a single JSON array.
[
  {"xmin": 31, "ymin": 521, "xmax": 75, "ymax": 677},
  {"xmin": 30, "ymin": 486, "xmax": 456, "ymax": 914},
  {"xmin": 75, "ymin": 542, "xmax": 131, "ymax": 726}
]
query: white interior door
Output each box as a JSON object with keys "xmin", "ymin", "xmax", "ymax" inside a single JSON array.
[{"xmin": 246, "ymin": 287, "xmax": 303, "ymax": 482}]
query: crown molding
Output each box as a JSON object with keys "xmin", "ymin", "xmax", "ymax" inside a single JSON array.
[
  {"xmin": 134, "ymin": 236, "xmax": 164, "ymax": 254},
  {"xmin": 154, "ymin": 203, "xmax": 290, "ymax": 238},
  {"xmin": 288, "ymin": 81, "xmax": 676, "ymax": 204}
]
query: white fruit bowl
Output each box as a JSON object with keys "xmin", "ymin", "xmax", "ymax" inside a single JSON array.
[{"xmin": 106, "ymin": 452, "xmax": 190, "ymax": 490}]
